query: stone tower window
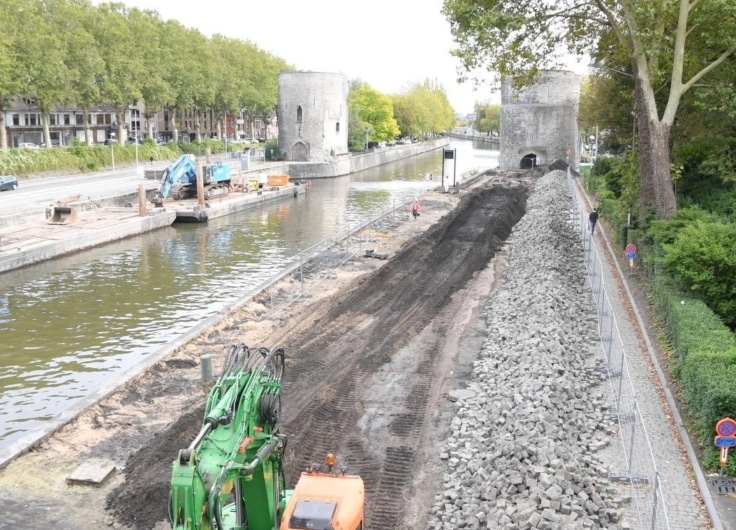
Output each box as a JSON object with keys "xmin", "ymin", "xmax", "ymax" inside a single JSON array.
[
  {"xmin": 336, "ymin": 122, "xmax": 340, "ymax": 133},
  {"xmin": 297, "ymin": 106, "xmax": 303, "ymax": 123}
]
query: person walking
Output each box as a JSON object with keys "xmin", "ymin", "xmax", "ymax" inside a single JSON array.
[
  {"xmin": 411, "ymin": 198, "xmax": 421, "ymax": 220},
  {"xmin": 589, "ymin": 208, "xmax": 599, "ymax": 234}
]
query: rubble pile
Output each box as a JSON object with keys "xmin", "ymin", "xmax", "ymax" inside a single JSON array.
[{"xmin": 428, "ymin": 170, "xmax": 625, "ymax": 529}]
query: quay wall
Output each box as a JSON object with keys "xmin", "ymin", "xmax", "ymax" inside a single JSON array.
[{"xmin": 286, "ymin": 138, "xmax": 449, "ymax": 180}]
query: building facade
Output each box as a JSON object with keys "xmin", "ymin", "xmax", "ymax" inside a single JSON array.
[
  {"xmin": 277, "ymin": 72, "xmax": 349, "ymax": 162},
  {"xmin": 499, "ymin": 70, "xmax": 581, "ymax": 170}
]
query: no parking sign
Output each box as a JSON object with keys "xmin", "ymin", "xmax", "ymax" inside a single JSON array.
[{"xmin": 625, "ymin": 243, "xmax": 637, "ymax": 270}]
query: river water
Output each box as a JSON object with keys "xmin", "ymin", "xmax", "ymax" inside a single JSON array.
[{"xmin": 0, "ymin": 140, "xmax": 497, "ymax": 457}]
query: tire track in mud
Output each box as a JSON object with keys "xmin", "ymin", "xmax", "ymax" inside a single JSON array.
[
  {"xmin": 105, "ymin": 180, "xmax": 529, "ymax": 529},
  {"xmin": 279, "ymin": 183, "xmax": 528, "ymax": 530}
]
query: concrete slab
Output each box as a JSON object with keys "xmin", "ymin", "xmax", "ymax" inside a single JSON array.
[
  {"xmin": 66, "ymin": 460, "xmax": 117, "ymax": 487},
  {"xmin": 0, "ymin": 208, "xmax": 176, "ymax": 273}
]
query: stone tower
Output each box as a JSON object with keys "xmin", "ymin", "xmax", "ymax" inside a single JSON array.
[
  {"xmin": 277, "ymin": 72, "xmax": 349, "ymax": 162},
  {"xmin": 499, "ymin": 70, "xmax": 581, "ymax": 170}
]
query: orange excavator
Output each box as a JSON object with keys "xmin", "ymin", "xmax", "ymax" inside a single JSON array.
[{"xmin": 169, "ymin": 344, "xmax": 365, "ymax": 530}]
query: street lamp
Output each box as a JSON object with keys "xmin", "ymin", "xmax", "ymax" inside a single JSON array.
[
  {"xmin": 364, "ymin": 128, "xmax": 370, "ymax": 151},
  {"xmin": 109, "ymin": 121, "xmax": 118, "ymax": 171},
  {"xmin": 135, "ymin": 128, "xmax": 140, "ymax": 174}
]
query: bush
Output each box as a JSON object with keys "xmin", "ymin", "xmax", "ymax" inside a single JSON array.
[
  {"xmin": 681, "ymin": 348, "xmax": 736, "ymax": 442},
  {"xmin": 659, "ymin": 220, "xmax": 736, "ymax": 327},
  {"xmin": 0, "ymin": 143, "xmax": 183, "ymax": 176}
]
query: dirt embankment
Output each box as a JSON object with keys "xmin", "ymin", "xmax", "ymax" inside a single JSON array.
[{"xmin": 0, "ymin": 172, "xmax": 532, "ymax": 530}]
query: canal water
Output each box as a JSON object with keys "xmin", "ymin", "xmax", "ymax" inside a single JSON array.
[{"xmin": 0, "ymin": 140, "xmax": 497, "ymax": 457}]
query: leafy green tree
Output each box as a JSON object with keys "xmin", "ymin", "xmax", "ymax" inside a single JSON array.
[
  {"xmin": 0, "ymin": 0, "xmax": 23, "ymax": 149},
  {"xmin": 474, "ymin": 102, "xmax": 500, "ymax": 135},
  {"xmin": 90, "ymin": 2, "xmax": 145, "ymax": 143},
  {"xmin": 129, "ymin": 8, "xmax": 170, "ymax": 140},
  {"xmin": 578, "ymin": 74, "xmax": 636, "ymax": 155},
  {"xmin": 65, "ymin": 0, "xmax": 105, "ymax": 145},
  {"xmin": 349, "ymin": 82, "xmax": 400, "ymax": 148},
  {"xmin": 442, "ymin": 0, "xmax": 736, "ymax": 220},
  {"xmin": 392, "ymin": 80, "xmax": 455, "ymax": 139},
  {"xmin": 661, "ymin": 220, "xmax": 736, "ymax": 327},
  {"xmin": 20, "ymin": 0, "xmax": 72, "ymax": 148}
]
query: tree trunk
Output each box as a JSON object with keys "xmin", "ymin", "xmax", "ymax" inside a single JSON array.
[
  {"xmin": 146, "ymin": 112, "xmax": 155, "ymax": 139},
  {"xmin": 633, "ymin": 68, "xmax": 677, "ymax": 220},
  {"xmin": 83, "ymin": 107, "xmax": 92, "ymax": 145},
  {"xmin": 42, "ymin": 113, "xmax": 51, "ymax": 148},
  {"xmin": 195, "ymin": 109, "xmax": 202, "ymax": 143},
  {"xmin": 171, "ymin": 107, "xmax": 179, "ymax": 143},
  {"xmin": 115, "ymin": 109, "xmax": 127, "ymax": 144},
  {"xmin": 0, "ymin": 111, "xmax": 7, "ymax": 149}
]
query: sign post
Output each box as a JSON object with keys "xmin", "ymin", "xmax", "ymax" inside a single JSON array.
[
  {"xmin": 715, "ymin": 417, "xmax": 736, "ymax": 475},
  {"xmin": 441, "ymin": 148, "xmax": 457, "ymax": 193},
  {"xmin": 625, "ymin": 243, "xmax": 637, "ymax": 276}
]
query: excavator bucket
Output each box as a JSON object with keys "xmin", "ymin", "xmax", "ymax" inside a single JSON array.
[{"xmin": 48, "ymin": 206, "xmax": 79, "ymax": 225}]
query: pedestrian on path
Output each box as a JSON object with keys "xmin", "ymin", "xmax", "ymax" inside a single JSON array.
[
  {"xmin": 410, "ymin": 198, "xmax": 421, "ymax": 220},
  {"xmin": 589, "ymin": 209, "xmax": 599, "ymax": 234}
]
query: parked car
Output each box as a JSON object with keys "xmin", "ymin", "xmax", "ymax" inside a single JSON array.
[
  {"xmin": 17, "ymin": 142, "xmax": 39, "ymax": 149},
  {"xmin": 0, "ymin": 175, "xmax": 19, "ymax": 191}
]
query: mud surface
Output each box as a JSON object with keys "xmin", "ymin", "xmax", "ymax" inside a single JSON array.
[{"xmin": 0, "ymin": 174, "xmax": 531, "ymax": 530}]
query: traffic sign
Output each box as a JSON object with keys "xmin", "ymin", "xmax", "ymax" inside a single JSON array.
[
  {"xmin": 715, "ymin": 436, "xmax": 736, "ymax": 448},
  {"xmin": 717, "ymin": 417, "xmax": 736, "ymax": 437},
  {"xmin": 625, "ymin": 243, "xmax": 637, "ymax": 259}
]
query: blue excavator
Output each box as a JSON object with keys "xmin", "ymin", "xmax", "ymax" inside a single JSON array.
[
  {"xmin": 169, "ymin": 344, "xmax": 365, "ymax": 530},
  {"xmin": 154, "ymin": 154, "xmax": 232, "ymax": 203}
]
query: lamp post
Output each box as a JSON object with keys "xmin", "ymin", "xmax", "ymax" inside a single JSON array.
[
  {"xmin": 110, "ymin": 121, "xmax": 118, "ymax": 171},
  {"xmin": 364, "ymin": 127, "xmax": 369, "ymax": 151},
  {"xmin": 135, "ymin": 129, "xmax": 140, "ymax": 174}
]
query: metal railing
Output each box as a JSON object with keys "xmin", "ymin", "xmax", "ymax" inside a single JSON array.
[
  {"xmin": 243, "ymin": 200, "xmax": 409, "ymax": 320},
  {"xmin": 566, "ymin": 169, "xmax": 670, "ymax": 530}
]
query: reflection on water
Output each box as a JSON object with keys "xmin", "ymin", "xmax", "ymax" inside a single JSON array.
[{"xmin": 0, "ymin": 141, "xmax": 497, "ymax": 456}]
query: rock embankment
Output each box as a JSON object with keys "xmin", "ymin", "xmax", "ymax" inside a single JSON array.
[{"xmin": 428, "ymin": 170, "xmax": 625, "ymax": 529}]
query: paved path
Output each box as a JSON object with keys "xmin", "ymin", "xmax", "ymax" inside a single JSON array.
[{"xmin": 572, "ymin": 175, "xmax": 716, "ymax": 529}]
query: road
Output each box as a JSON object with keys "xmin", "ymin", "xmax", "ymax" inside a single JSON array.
[{"xmin": 0, "ymin": 154, "xmax": 258, "ymax": 218}]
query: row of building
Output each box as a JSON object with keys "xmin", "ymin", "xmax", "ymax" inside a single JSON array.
[{"xmin": 2, "ymin": 99, "xmax": 277, "ymax": 148}]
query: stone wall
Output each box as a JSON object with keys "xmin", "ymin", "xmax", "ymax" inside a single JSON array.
[
  {"xmin": 286, "ymin": 139, "xmax": 450, "ymax": 180},
  {"xmin": 499, "ymin": 71, "xmax": 580, "ymax": 170},
  {"xmin": 277, "ymin": 72, "xmax": 349, "ymax": 163}
]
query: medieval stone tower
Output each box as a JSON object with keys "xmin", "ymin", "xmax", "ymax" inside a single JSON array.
[
  {"xmin": 499, "ymin": 70, "xmax": 581, "ymax": 170},
  {"xmin": 277, "ymin": 72, "xmax": 349, "ymax": 162}
]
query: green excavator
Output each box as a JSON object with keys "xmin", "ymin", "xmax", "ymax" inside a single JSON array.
[{"xmin": 169, "ymin": 344, "xmax": 365, "ymax": 530}]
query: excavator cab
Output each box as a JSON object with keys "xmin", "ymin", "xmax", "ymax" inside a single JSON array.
[{"xmin": 280, "ymin": 455, "xmax": 365, "ymax": 530}]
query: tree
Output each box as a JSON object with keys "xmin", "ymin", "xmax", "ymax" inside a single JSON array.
[
  {"xmin": 349, "ymin": 82, "xmax": 400, "ymax": 148},
  {"xmin": 443, "ymin": 0, "xmax": 736, "ymax": 220},
  {"xmin": 19, "ymin": 0, "xmax": 72, "ymax": 148},
  {"xmin": 65, "ymin": 0, "xmax": 104, "ymax": 145},
  {"xmin": 474, "ymin": 102, "xmax": 500, "ymax": 135},
  {"xmin": 0, "ymin": 0, "xmax": 24, "ymax": 149},
  {"xmin": 129, "ymin": 8, "xmax": 170, "ymax": 140}
]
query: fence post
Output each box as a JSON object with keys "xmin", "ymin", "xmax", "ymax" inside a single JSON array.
[
  {"xmin": 606, "ymin": 311, "xmax": 615, "ymax": 369},
  {"xmin": 651, "ymin": 470, "xmax": 660, "ymax": 529},
  {"xmin": 627, "ymin": 409, "xmax": 637, "ymax": 475}
]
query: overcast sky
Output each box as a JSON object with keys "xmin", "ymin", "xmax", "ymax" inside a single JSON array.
[{"xmin": 106, "ymin": 0, "xmax": 497, "ymax": 115}]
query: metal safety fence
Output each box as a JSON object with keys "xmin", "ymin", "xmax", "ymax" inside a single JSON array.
[
  {"xmin": 242, "ymin": 200, "xmax": 410, "ymax": 320},
  {"xmin": 566, "ymin": 170, "xmax": 670, "ymax": 530}
]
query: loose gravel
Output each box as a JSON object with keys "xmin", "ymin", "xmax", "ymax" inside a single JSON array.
[{"xmin": 428, "ymin": 170, "xmax": 627, "ymax": 529}]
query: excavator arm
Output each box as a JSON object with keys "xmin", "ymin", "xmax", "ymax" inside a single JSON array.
[
  {"xmin": 156, "ymin": 154, "xmax": 197, "ymax": 202},
  {"xmin": 170, "ymin": 345, "xmax": 287, "ymax": 530}
]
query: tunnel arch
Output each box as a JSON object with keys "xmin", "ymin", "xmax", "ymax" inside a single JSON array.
[{"xmin": 520, "ymin": 153, "xmax": 537, "ymax": 169}]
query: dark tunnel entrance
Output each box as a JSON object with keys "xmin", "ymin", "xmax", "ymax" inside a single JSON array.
[{"xmin": 520, "ymin": 154, "xmax": 537, "ymax": 169}]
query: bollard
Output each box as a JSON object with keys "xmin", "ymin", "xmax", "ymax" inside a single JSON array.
[{"xmin": 201, "ymin": 354, "xmax": 212, "ymax": 384}]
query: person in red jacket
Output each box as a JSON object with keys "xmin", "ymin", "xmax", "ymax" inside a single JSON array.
[{"xmin": 411, "ymin": 198, "xmax": 421, "ymax": 219}]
